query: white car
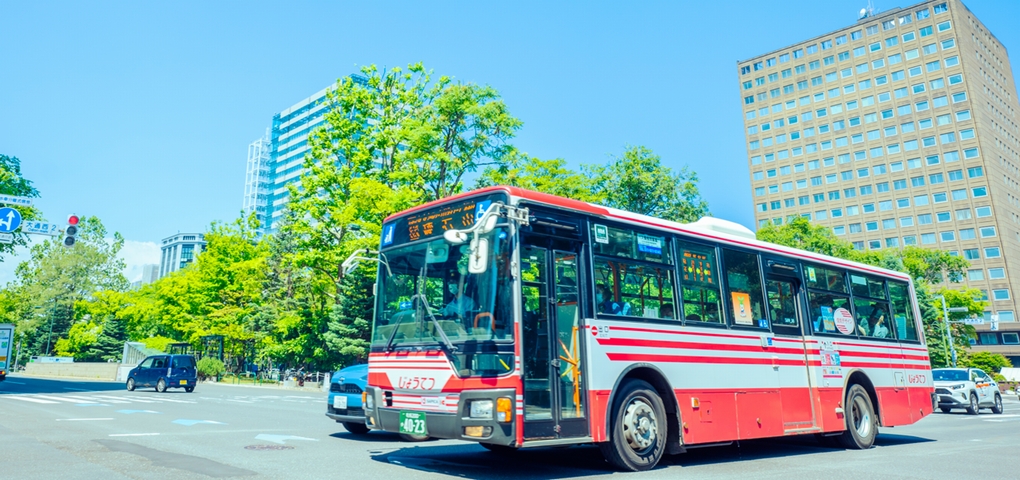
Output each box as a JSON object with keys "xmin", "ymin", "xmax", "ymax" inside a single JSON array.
[{"xmin": 933, "ymin": 368, "xmax": 1004, "ymax": 415}]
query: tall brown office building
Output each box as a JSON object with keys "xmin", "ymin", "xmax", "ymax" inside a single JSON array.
[{"xmin": 737, "ymin": 0, "xmax": 1020, "ymax": 363}]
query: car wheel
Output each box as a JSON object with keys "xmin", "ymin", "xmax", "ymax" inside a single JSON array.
[
  {"xmin": 126, "ymin": 378, "xmax": 135, "ymax": 391},
  {"xmin": 343, "ymin": 422, "xmax": 370, "ymax": 435},
  {"xmin": 156, "ymin": 378, "xmax": 167, "ymax": 393},
  {"xmin": 398, "ymin": 433, "xmax": 430, "ymax": 442},
  {"xmin": 966, "ymin": 393, "xmax": 979, "ymax": 415},
  {"xmin": 939, "ymin": 407, "xmax": 951, "ymax": 413},
  {"xmin": 184, "ymin": 386, "xmax": 194, "ymax": 393},
  {"xmin": 598, "ymin": 379, "xmax": 666, "ymax": 472},
  {"xmin": 991, "ymin": 394, "xmax": 1003, "ymax": 414},
  {"xmin": 837, "ymin": 384, "xmax": 877, "ymax": 449}
]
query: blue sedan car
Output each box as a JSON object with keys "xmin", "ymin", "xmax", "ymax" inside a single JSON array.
[
  {"xmin": 326, "ymin": 364, "xmax": 370, "ymax": 434},
  {"xmin": 326, "ymin": 364, "xmax": 427, "ymax": 441}
]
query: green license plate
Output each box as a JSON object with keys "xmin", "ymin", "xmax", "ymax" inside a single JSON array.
[{"xmin": 399, "ymin": 411, "xmax": 428, "ymax": 436}]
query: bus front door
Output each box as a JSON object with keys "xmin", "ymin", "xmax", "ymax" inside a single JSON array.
[
  {"xmin": 520, "ymin": 236, "xmax": 589, "ymax": 440},
  {"xmin": 765, "ymin": 275, "xmax": 818, "ymax": 432}
]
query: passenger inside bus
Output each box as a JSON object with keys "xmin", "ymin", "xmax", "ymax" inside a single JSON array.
[
  {"xmin": 596, "ymin": 284, "xmax": 628, "ymax": 315},
  {"xmin": 659, "ymin": 303, "xmax": 674, "ymax": 319},
  {"xmin": 440, "ymin": 275, "xmax": 476, "ymax": 319}
]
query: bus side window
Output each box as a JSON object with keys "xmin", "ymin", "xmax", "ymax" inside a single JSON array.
[
  {"xmin": 807, "ymin": 291, "xmax": 851, "ymax": 334},
  {"xmin": 889, "ymin": 281, "xmax": 919, "ymax": 341},
  {"xmin": 722, "ymin": 249, "xmax": 768, "ymax": 329},
  {"xmin": 677, "ymin": 241, "xmax": 723, "ymax": 324}
]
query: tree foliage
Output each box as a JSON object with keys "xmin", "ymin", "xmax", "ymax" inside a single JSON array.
[
  {"xmin": 961, "ymin": 351, "xmax": 1013, "ymax": 374},
  {"xmin": 0, "ymin": 154, "xmax": 42, "ymax": 259},
  {"xmin": 586, "ymin": 146, "xmax": 709, "ymax": 222}
]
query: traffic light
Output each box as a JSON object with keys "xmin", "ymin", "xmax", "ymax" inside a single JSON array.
[{"xmin": 63, "ymin": 215, "xmax": 80, "ymax": 247}]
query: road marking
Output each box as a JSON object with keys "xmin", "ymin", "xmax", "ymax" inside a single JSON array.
[
  {"xmin": 172, "ymin": 419, "xmax": 226, "ymax": 426},
  {"xmin": 254, "ymin": 434, "xmax": 319, "ymax": 445},
  {"xmin": 57, "ymin": 418, "xmax": 114, "ymax": 421},
  {"xmin": 135, "ymin": 396, "xmax": 196, "ymax": 404},
  {"xmin": 117, "ymin": 410, "xmax": 161, "ymax": 415},
  {"xmin": 33, "ymin": 395, "xmax": 92, "ymax": 403},
  {"xmin": 63, "ymin": 387, "xmax": 91, "ymax": 391},
  {"xmin": 109, "ymin": 433, "xmax": 160, "ymax": 437},
  {"xmin": 75, "ymin": 403, "xmax": 110, "ymax": 407},
  {"xmin": 69, "ymin": 395, "xmax": 130, "ymax": 404},
  {"xmin": 5, "ymin": 381, "xmax": 26, "ymax": 385},
  {"xmin": 5, "ymin": 396, "xmax": 59, "ymax": 404},
  {"xmin": 100, "ymin": 395, "xmax": 159, "ymax": 403}
]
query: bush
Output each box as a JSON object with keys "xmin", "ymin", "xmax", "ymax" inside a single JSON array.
[{"xmin": 197, "ymin": 357, "xmax": 225, "ymax": 380}]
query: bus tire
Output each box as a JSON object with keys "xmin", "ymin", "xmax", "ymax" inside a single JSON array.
[
  {"xmin": 837, "ymin": 384, "xmax": 877, "ymax": 449},
  {"xmin": 599, "ymin": 379, "xmax": 666, "ymax": 472}
]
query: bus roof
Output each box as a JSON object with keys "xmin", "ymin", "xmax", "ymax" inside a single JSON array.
[{"xmin": 385, "ymin": 186, "xmax": 912, "ymax": 282}]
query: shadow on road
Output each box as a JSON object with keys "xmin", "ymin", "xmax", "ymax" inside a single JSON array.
[
  {"xmin": 367, "ymin": 431, "xmax": 936, "ymax": 478},
  {"xmin": 0, "ymin": 375, "xmax": 125, "ymax": 395}
]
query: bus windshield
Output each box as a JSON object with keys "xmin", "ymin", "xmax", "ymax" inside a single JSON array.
[{"xmin": 372, "ymin": 228, "xmax": 513, "ymax": 349}]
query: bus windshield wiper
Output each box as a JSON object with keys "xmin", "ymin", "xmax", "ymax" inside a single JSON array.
[{"xmin": 412, "ymin": 293, "xmax": 457, "ymax": 354}]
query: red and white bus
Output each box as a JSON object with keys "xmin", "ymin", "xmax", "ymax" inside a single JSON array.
[{"xmin": 356, "ymin": 186, "xmax": 935, "ymax": 471}]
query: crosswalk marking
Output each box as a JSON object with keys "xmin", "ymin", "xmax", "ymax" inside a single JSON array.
[
  {"xmin": 32, "ymin": 395, "xmax": 92, "ymax": 404},
  {"xmin": 6, "ymin": 396, "xmax": 60, "ymax": 404}
]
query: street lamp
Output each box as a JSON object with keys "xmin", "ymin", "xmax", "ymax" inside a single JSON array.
[{"xmin": 936, "ymin": 295, "xmax": 970, "ymax": 368}]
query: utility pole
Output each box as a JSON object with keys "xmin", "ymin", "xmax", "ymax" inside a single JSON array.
[{"xmin": 937, "ymin": 295, "xmax": 970, "ymax": 368}]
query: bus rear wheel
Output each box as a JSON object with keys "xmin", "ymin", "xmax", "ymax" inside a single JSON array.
[
  {"xmin": 837, "ymin": 384, "xmax": 877, "ymax": 449},
  {"xmin": 599, "ymin": 379, "xmax": 666, "ymax": 472}
]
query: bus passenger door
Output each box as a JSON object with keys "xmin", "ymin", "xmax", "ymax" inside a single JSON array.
[
  {"xmin": 765, "ymin": 273, "xmax": 817, "ymax": 432},
  {"xmin": 520, "ymin": 236, "xmax": 589, "ymax": 440}
]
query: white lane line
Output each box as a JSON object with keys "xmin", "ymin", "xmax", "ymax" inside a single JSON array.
[
  {"xmin": 32, "ymin": 395, "xmax": 92, "ymax": 403},
  {"xmin": 5, "ymin": 381, "xmax": 26, "ymax": 385},
  {"xmin": 135, "ymin": 396, "xmax": 196, "ymax": 404},
  {"xmin": 63, "ymin": 387, "xmax": 91, "ymax": 391},
  {"xmin": 56, "ymin": 418, "xmax": 114, "ymax": 421},
  {"xmin": 67, "ymin": 395, "xmax": 130, "ymax": 404},
  {"xmin": 5, "ymin": 396, "xmax": 59, "ymax": 404},
  {"xmin": 63, "ymin": 395, "xmax": 123, "ymax": 404},
  {"xmin": 95, "ymin": 395, "xmax": 159, "ymax": 403},
  {"xmin": 109, "ymin": 433, "xmax": 160, "ymax": 437}
]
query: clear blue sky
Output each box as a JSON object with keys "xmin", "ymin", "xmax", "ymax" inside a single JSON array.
[{"xmin": 1, "ymin": 0, "xmax": 1018, "ymax": 280}]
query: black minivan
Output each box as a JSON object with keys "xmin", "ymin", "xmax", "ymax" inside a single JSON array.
[{"xmin": 127, "ymin": 354, "xmax": 198, "ymax": 393}]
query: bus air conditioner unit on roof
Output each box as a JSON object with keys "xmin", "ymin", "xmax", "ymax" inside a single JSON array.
[{"xmin": 686, "ymin": 217, "xmax": 756, "ymax": 241}]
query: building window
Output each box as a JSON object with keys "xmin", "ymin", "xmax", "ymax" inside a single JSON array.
[
  {"xmin": 993, "ymin": 290, "xmax": 1011, "ymax": 301},
  {"xmin": 989, "ymin": 268, "xmax": 1006, "ymax": 279}
]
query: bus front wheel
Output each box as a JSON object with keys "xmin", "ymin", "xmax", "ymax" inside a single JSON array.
[
  {"xmin": 837, "ymin": 384, "xmax": 877, "ymax": 449},
  {"xmin": 599, "ymin": 379, "xmax": 666, "ymax": 472}
]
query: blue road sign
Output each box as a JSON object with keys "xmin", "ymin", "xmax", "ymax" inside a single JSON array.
[{"xmin": 0, "ymin": 207, "xmax": 22, "ymax": 233}]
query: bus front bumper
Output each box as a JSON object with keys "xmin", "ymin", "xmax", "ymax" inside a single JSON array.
[{"xmin": 365, "ymin": 387, "xmax": 516, "ymax": 446}]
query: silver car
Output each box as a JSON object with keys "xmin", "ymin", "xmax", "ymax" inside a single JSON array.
[{"xmin": 933, "ymin": 368, "xmax": 1004, "ymax": 415}]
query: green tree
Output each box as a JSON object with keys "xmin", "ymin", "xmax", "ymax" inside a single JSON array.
[
  {"xmin": 585, "ymin": 146, "xmax": 709, "ymax": 222},
  {"xmin": 476, "ymin": 154, "xmax": 598, "ymax": 201},
  {"xmin": 961, "ymin": 351, "xmax": 1012, "ymax": 374},
  {"xmin": 756, "ymin": 216, "xmax": 858, "ymax": 259},
  {"xmin": 13, "ymin": 216, "xmax": 127, "ymax": 357},
  {"xmin": 0, "ymin": 154, "xmax": 42, "ymax": 259}
]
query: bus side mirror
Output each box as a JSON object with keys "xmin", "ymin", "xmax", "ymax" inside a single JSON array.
[
  {"xmin": 444, "ymin": 229, "xmax": 468, "ymax": 245},
  {"xmin": 468, "ymin": 237, "xmax": 489, "ymax": 274}
]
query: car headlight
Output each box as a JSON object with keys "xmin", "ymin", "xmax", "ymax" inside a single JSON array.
[
  {"xmin": 948, "ymin": 383, "xmax": 966, "ymax": 390},
  {"xmin": 470, "ymin": 400, "xmax": 493, "ymax": 419}
]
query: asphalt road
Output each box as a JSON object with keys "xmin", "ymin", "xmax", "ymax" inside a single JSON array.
[{"xmin": 1, "ymin": 374, "xmax": 1018, "ymax": 479}]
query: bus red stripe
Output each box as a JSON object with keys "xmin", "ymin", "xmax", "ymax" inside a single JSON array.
[
  {"xmin": 597, "ymin": 337, "xmax": 817, "ymax": 356},
  {"xmin": 607, "ymin": 352, "xmax": 820, "ymax": 367}
]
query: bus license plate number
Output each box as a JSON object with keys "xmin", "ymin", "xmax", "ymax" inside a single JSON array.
[{"xmin": 399, "ymin": 411, "xmax": 427, "ymax": 436}]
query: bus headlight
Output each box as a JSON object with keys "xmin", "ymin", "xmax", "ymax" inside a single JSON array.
[
  {"xmin": 496, "ymin": 397, "xmax": 513, "ymax": 423},
  {"xmin": 365, "ymin": 392, "xmax": 374, "ymax": 410},
  {"xmin": 470, "ymin": 400, "xmax": 493, "ymax": 419}
]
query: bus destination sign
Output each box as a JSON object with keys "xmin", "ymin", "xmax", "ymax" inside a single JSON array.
[{"xmin": 382, "ymin": 193, "xmax": 506, "ymax": 246}]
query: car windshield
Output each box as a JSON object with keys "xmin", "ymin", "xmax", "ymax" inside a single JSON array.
[
  {"xmin": 372, "ymin": 228, "xmax": 513, "ymax": 348},
  {"xmin": 933, "ymin": 369, "xmax": 968, "ymax": 381}
]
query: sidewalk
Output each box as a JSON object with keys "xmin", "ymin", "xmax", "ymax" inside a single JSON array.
[{"xmin": 199, "ymin": 378, "xmax": 329, "ymax": 394}]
